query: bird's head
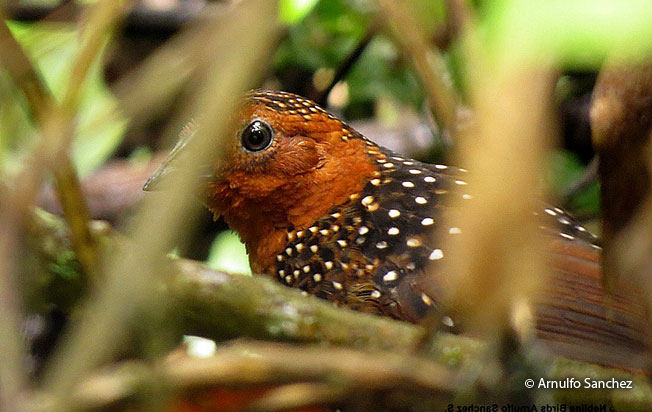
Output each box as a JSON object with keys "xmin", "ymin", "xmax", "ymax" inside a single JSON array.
[{"xmin": 145, "ymin": 90, "xmax": 377, "ymax": 272}]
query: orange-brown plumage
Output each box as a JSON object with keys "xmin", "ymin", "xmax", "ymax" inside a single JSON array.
[
  {"xmin": 204, "ymin": 92, "xmax": 377, "ymax": 274},
  {"xmin": 146, "ymin": 90, "xmax": 651, "ymax": 371}
]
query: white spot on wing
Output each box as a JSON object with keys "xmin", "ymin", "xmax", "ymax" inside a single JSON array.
[
  {"xmin": 429, "ymin": 249, "xmax": 444, "ymax": 260},
  {"xmin": 362, "ymin": 196, "xmax": 374, "ymax": 206},
  {"xmin": 421, "ymin": 293, "xmax": 432, "ymax": 306},
  {"xmin": 407, "ymin": 238, "xmax": 421, "ymax": 247},
  {"xmin": 383, "ymin": 271, "xmax": 398, "ymax": 282}
]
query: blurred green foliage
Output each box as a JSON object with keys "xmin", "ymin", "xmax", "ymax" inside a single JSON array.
[
  {"xmin": 206, "ymin": 231, "xmax": 252, "ymax": 276},
  {"xmin": 480, "ymin": 0, "xmax": 652, "ymax": 68},
  {"xmin": 6, "ymin": 0, "xmax": 652, "ymax": 271},
  {"xmin": 279, "ymin": 0, "xmax": 320, "ymax": 24},
  {"xmin": 0, "ymin": 21, "xmax": 127, "ymax": 180},
  {"xmin": 274, "ymin": 0, "xmax": 446, "ymax": 118},
  {"xmin": 548, "ymin": 150, "xmax": 600, "ymax": 217}
]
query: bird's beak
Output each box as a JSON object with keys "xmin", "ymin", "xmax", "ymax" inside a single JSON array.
[
  {"xmin": 143, "ymin": 135, "xmax": 190, "ymax": 191},
  {"xmin": 143, "ymin": 120, "xmax": 214, "ymax": 191}
]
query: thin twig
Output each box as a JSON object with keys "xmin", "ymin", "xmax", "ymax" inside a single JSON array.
[
  {"xmin": 0, "ymin": 22, "xmax": 52, "ymax": 116},
  {"xmin": 0, "ymin": 2, "xmax": 126, "ymax": 402},
  {"xmin": 0, "ymin": 19, "xmax": 55, "ymax": 412},
  {"xmin": 561, "ymin": 156, "xmax": 598, "ymax": 205},
  {"xmin": 52, "ymin": 164, "xmax": 97, "ymax": 277},
  {"xmin": 60, "ymin": 2, "xmax": 126, "ymax": 115},
  {"xmin": 43, "ymin": 0, "xmax": 129, "ymax": 278},
  {"xmin": 316, "ymin": 25, "xmax": 377, "ymax": 107},
  {"xmin": 0, "ymin": 11, "xmax": 104, "ymax": 279},
  {"xmin": 376, "ymin": 0, "xmax": 461, "ymax": 141}
]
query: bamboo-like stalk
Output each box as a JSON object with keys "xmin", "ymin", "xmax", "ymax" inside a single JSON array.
[
  {"xmin": 0, "ymin": 5, "xmax": 125, "ymax": 406},
  {"xmin": 40, "ymin": 2, "xmax": 282, "ymax": 411},
  {"xmin": 376, "ymin": 0, "xmax": 461, "ymax": 141},
  {"xmin": 0, "ymin": 1, "xmax": 127, "ymax": 296}
]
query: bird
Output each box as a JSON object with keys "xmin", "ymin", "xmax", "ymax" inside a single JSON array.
[{"xmin": 145, "ymin": 89, "xmax": 650, "ymax": 371}]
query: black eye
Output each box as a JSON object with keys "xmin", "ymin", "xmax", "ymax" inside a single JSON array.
[{"xmin": 241, "ymin": 120, "xmax": 273, "ymax": 152}]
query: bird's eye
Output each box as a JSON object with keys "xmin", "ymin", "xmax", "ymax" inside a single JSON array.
[{"xmin": 241, "ymin": 120, "xmax": 273, "ymax": 152}]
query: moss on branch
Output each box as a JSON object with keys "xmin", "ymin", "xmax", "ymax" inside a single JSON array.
[{"xmin": 22, "ymin": 209, "xmax": 652, "ymax": 411}]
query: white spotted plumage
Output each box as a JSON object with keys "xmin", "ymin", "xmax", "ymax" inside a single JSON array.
[{"xmin": 261, "ymin": 90, "xmax": 599, "ymax": 322}]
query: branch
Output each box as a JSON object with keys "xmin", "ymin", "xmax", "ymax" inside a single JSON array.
[
  {"xmin": 69, "ymin": 341, "xmax": 457, "ymax": 411},
  {"xmin": 22, "ymin": 209, "xmax": 652, "ymax": 410}
]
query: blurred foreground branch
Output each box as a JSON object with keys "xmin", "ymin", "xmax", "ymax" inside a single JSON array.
[
  {"xmin": 39, "ymin": 2, "xmax": 281, "ymax": 410},
  {"xmin": 377, "ymin": 0, "xmax": 462, "ymax": 141},
  {"xmin": 0, "ymin": 0, "xmax": 126, "ymax": 286},
  {"xmin": 22, "ymin": 209, "xmax": 652, "ymax": 410},
  {"xmin": 591, "ymin": 61, "xmax": 652, "ymax": 294},
  {"xmin": 0, "ymin": 7, "xmax": 126, "ymax": 402},
  {"xmin": 70, "ymin": 342, "xmax": 457, "ymax": 411}
]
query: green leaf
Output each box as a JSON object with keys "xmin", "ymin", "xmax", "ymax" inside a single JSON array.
[{"xmin": 279, "ymin": 0, "xmax": 320, "ymax": 25}]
